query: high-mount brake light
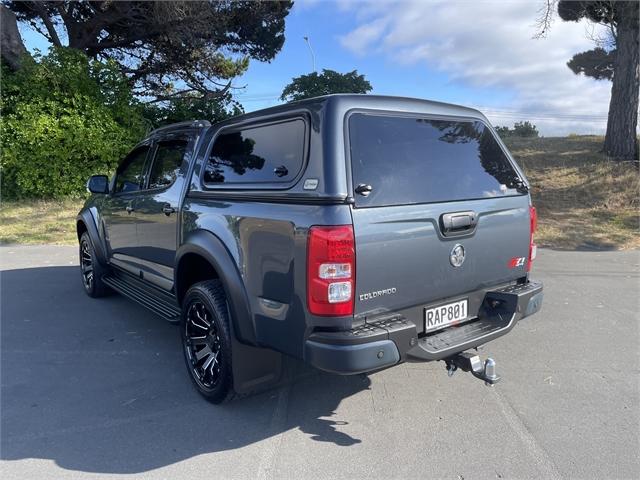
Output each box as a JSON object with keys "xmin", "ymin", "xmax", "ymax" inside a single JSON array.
[
  {"xmin": 527, "ymin": 206, "xmax": 537, "ymax": 272},
  {"xmin": 307, "ymin": 225, "xmax": 355, "ymax": 316}
]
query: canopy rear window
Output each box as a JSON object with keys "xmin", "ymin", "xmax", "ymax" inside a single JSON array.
[{"xmin": 348, "ymin": 113, "xmax": 524, "ymax": 207}]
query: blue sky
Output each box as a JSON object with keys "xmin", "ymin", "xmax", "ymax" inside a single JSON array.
[
  {"xmin": 19, "ymin": 0, "xmax": 611, "ymax": 136},
  {"xmin": 233, "ymin": 2, "xmax": 513, "ymax": 112}
]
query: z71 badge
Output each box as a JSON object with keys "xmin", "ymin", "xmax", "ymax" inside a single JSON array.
[{"xmin": 508, "ymin": 256, "xmax": 526, "ymax": 268}]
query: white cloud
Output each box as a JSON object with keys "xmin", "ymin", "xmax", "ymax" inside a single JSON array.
[
  {"xmin": 340, "ymin": 18, "xmax": 388, "ymax": 55},
  {"xmin": 338, "ymin": 0, "xmax": 611, "ymax": 135}
]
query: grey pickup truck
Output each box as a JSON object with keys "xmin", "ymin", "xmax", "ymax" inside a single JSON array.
[{"xmin": 78, "ymin": 94, "xmax": 543, "ymax": 403}]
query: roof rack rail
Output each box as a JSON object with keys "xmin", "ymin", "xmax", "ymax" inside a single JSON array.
[{"xmin": 148, "ymin": 120, "xmax": 211, "ymax": 136}]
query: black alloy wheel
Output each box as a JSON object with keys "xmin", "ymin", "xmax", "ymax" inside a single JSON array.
[
  {"xmin": 181, "ymin": 280, "xmax": 234, "ymax": 403},
  {"xmin": 184, "ymin": 301, "xmax": 223, "ymax": 389},
  {"xmin": 80, "ymin": 237, "xmax": 94, "ymax": 292},
  {"xmin": 79, "ymin": 232, "xmax": 109, "ymax": 297}
]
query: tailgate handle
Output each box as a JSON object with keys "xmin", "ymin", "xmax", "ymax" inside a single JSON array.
[{"xmin": 440, "ymin": 211, "xmax": 478, "ymax": 236}]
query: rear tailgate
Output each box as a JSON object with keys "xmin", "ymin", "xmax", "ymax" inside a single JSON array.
[{"xmin": 348, "ymin": 112, "xmax": 531, "ymax": 323}]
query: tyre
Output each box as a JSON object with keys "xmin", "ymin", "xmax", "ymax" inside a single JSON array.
[
  {"xmin": 79, "ymin": 232, "xmax": 110, "ymax": 298},
  {"xmin": 181, "ymin": 280, "xmax": 235, "ymax": 403}
]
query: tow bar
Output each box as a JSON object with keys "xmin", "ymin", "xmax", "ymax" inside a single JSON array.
[{"xmin": 444, "ymin": 352, "xmax": 500, "ymax": 386}]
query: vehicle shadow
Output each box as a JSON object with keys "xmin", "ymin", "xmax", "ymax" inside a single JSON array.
[{"xmin": 0, "ymin": 265, "xmax": 370, "ymax": 474}]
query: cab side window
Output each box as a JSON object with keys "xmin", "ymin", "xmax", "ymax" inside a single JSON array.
[
  {"xmin": 148, "ymin": 140, "xmax": 188, "ymax": 190},
  {"xmin": 115, "ymin": 147, "xmax": 149, "ymax": 194}
]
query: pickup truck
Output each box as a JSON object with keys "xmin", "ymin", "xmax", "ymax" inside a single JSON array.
[{"xmin": 78, "ymin": 94, "xmax": 543, "ymax": 403}]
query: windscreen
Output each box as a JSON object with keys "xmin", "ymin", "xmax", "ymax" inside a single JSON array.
[{"xmin": 349, "ymin": 113, "xmax": 524, "ymax": 207}]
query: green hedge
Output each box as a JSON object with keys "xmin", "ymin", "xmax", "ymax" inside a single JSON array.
[{"xmin": 1, "ymin": 48, "xmax": 147, "ymax": 199}]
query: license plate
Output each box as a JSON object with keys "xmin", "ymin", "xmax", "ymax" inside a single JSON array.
[{"xmin": 424, "ymin": 299, "xmax": 468, "ymax": 332}]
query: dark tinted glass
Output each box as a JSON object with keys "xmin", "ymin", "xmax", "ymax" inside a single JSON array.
[
  {"xmin": 148, "ymin": 141, "xmax": 187, "ymax": 189},
  {"xmin": 204, "ymin": 119, "xmax": 305, "ymax": 185},
  {"xmin": 115, "ymin": 147, "xmax": 149, "ymax": 193},
  {"xmin": 349, "ymin": 114, "xmax": 524, "ymax": 207}
]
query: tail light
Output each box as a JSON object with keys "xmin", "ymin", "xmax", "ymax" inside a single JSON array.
[
  {"xmin": 307, "ymin": 225, "xmax": 355, "ymax": 316},
  {"xmin": 527, "ymin": 206, "xmax": 537, "ymax": 272}
]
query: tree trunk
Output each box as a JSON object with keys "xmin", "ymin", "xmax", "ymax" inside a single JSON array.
[
  {"xmin": 603, "ymin": 14, "xmax": 639, "ymax": 160},
  {"xmin": 0, "ymin": 4, "xmax": 29, "ymax": 71}
]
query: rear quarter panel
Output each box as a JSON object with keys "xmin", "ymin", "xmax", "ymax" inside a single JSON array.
[{"xmin": 181, "ymin": 199, "xmax": 353, "ymax": 357}]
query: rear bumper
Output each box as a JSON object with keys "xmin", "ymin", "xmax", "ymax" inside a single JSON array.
[{"xmin": 304, "ymin": 280, "xmax": 543, "ymax": 374}]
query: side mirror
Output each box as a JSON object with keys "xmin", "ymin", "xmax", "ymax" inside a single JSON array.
[{"xmin": 87, "ymin": 175, "xmax": 109, "ymax": 194}]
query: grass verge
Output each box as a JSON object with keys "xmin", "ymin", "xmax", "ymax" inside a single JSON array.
[
  {"xmin": 505, "ymin": 135, "xmax": 639, "ymax": 250},
  {"xmin": 0, "ymin": 199, "xmax": 84, "ymax": 245}
]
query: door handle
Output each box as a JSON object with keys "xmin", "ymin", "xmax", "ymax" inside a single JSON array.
[
  {"xmin": 126, "ymin": 205, "xmax": 134, "ymax": 214},
  {"xmin": 162, "ymin": 204, "xmax": 176, "ymax": 216},
  {"xmin": 355, "ymin": 184, "xmax": 373, "ymax": 197},
  {"xmin": 273, "ymin": 165, "xmax": 288, "ymax": 177}
]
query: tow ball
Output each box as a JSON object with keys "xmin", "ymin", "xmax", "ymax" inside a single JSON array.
[{"xmin": 444, "ymin": 352, "xmax": 501, "ymax": 386}]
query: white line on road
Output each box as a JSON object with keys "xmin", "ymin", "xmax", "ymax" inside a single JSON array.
[
  {"xmin": 492, "ymin": 389, "xmax": 563, "ymax": 480},
  {"xmin": 255, "ymin": 371, "xmax": 293, "ymax": 480}
]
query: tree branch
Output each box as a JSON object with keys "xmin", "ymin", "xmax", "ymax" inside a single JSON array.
[
  {"xmin": 533, "ymin": 0, "xmax": 558, "ymax": 39},
  {"xmin": 83, "ymin": 14, "xmax": 197, "ymax": 53},
  {"xmin": 40, "ymin": 15, "xmax": 62, "ymax": 47},
  {"xmin": 28, "ymin": 3, "xmax": 63, "ymax": 47}
]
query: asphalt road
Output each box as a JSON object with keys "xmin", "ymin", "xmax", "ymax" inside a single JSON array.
[{"xmin": 1, "ymin": 245, "xmax": 638, "ymax": 479}]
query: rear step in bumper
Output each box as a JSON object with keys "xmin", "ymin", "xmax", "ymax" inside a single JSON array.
[
  {"xmin": 407, "ymin": 280, "xmax": 543, "ymax": 361},
  {"xmin": 305, "ymin": 281, "xmax": 543, "ymax": 374}
]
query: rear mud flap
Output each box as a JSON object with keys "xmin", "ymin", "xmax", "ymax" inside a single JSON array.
[{"xmin": 232, "ymin": 338, "xmax": 283, "ymax": 395}]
